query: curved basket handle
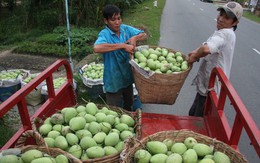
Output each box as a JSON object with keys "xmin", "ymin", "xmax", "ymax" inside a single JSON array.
[
  {"xmin": 32, "ymin": 117, "xmax": 44, "ymax": 131},
  {"xmin": 15, "ymin": 130, "xmax": 46, "ymax": 148},
  {"xmin": 120, "ymin": 136, "xmax": 146, "ymax": 162}
]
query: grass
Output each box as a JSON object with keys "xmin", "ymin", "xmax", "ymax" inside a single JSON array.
[
  {"xmin": 123, "ymin": 0, "xmax": 166, "ymax": 45},
  {"xmin": 243, "ymin": 11, "xmax": 260, "ymax": 23}
]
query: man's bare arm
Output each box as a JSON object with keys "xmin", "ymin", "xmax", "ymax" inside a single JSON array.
[{"xmin": 93, "ymin": 43, "xmax": 134, "ymax": 54}]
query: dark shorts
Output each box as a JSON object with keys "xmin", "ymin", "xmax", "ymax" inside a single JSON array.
[
  {"xmin": 106, "ymin": 84, "xmax": 133, "ymax": 111},
  {"xmin": 189, "ymin": 93, "xmax": 206, "ymax": 117}
]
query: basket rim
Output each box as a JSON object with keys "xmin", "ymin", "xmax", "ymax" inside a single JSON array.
[{"xmin": 120, "ymin": 129, "xmax": 248, "ymax": 163}]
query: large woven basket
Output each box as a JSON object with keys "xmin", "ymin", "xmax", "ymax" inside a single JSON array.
[
  {"xmin": 120, "ymin": 129, "xmax": 248, "ymax": 163},
  {"xmin": 33, "ymin": 103, "xmax": 142, "ymax": 163},
  {"xmin": 13, "ymin": 130, "xmax": 82, "ymax": 163},
  {"xmin": 132, "ymin": 45, "xmax": 192, "ymax": 105}
]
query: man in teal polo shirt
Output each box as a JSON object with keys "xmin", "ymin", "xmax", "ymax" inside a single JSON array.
[{"xmin": 93, "ymin": 4, "xmax": 147, "ymax": 111}]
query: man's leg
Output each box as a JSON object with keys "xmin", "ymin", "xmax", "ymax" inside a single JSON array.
[
  {"xmin": 106, "ymin": 91, "xmax": 123, "ymax": 108},
  {"xmin": 122, "ymin": 84, "xmax": 133, "ymax": 111},
  {"xmin": 189, "ymin": 93, "xmax": 206, "ymax": 117}
]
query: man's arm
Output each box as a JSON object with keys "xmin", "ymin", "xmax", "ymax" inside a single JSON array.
[
  {"xmin": 188, "ymin": 44, "xmax": 211, "ymax": 63},
  {"xmin": 126, "ymin": 32, "xmax": 147, "ymax": 47},
  {"xmin": 93, "ymin": 43, "xmax": 135, "ymax": 54}
]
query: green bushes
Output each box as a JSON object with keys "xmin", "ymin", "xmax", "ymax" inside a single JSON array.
[{"xmin": 12, "ymin": 26, "xmax": 99, "ymax": 60}]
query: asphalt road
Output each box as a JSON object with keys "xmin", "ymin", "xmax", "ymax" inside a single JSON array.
[{"xmin": 142, "ymin": 0, "xmax": 260, "ymax": 162}]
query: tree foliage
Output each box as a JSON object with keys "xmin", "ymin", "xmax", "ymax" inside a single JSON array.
[{"xmin": 0, "ymin": 0, "xmax": 145, "ymax": 32}]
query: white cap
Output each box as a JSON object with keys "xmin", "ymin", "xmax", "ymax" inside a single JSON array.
[{"xmin": 217, "ymin": 2, "xmax": 243, "ymax": 21}]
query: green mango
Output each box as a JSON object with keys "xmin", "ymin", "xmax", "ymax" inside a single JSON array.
[
  {"xmin": 86, "ymin": 146, "xmax": 105, "ymax": 159},
  {"xmin": 75, "ymin": 129, "xmax": 92, "ymax": 139},
  {"xmin": 134, "ymin": 149, "xmax": 151, "ymax": 163},
  {"xmin": 146, "ymin": 141, "xmax": 168, "ymax": 155},
  {"xmin": 21, "ymin": 149, "xmax": 43, "ymax": 163},
  {"xmin": 69, "ymin": 116, "xmax": 86, "ymax": 131},
  {"xmin": 63, "ymin": 107, "xmax": 77, "ymax": 123},
  {"xmin": 199, "ymin": 158, "xmax": 215, "ymax": 163},
  {"xmin": 163, "ymin": 138, "xmax": 174, "ymax": 150},
  {"xmin": 39, "ymin": 124, "xmax": 52, "ymax": 135},
  {"xmin": 171, "ymin": 142, "xmax": 187, "ymax": 155},
  {"xmin": 100, "ymin": 122, "xmax": 112, "ymax": 134},
  {"xmin": 84, "ymin": 114, "xmax": 96, "ymax": 123},
  {"xmin": 68, "ymin": 145, "xmax": 82, "ymax": 159},
  {"xmin": 80, "ymin": 136, "xmax": 97, "ymax": 150},
  {"xmin": 54, "ymin": 135, "xmax": 68, "ymax": 150},
  {"xmin": 31, "ymin": 157, "xmax": 55, "ymax": 163},
  {"xmin": 166, "ymin": 153, "xmax": 182, "ymax": 163},
  {"xmin": 0, "ymin": 155, "xmax": 20, "ymax": 163},
  {"xmin": 184, "ymin": 137, "xmax": 197, "ymax": 149},
  {"xmin": 193, "ymin": 143, "xmax": 213, "ymax": 157},
  {"xmin": 50, "ymin": 113, "xmax": 64, "ymax": 125},
  {"xmin": 182, "ymin": 149, "xmax": 198, "ymax": 163},
  {"xmin": 95, "ymin": 112, "xmax": 107, "ymax": 123},
  {"xmin": 120, "ymin": 114, "xmax": 135, "ymax": 127},
  {"xmin": 115, "ymin": 141, "xmax": 124, "ymax": 152},
  {"xmin": 120, "ymin": 130, "xmax": 134, "ymax": 141},
  {"xmin": 104, "ymin": 132, "xmax": 120, "ymax": 146},
  {"xmin": 47, "ymin": 130, "xmax": 60, "ymax": 139},
  {"xmin": 44, "ymin": 137, "xmax": 55, "ymax": 147},
  {"xmin": 150, "ymin": 154, "xmax": 168, "ymax": 163},
  {"xmin": 55, "ymin": 154, "xmax": 69, "ymax": 163},
  {"xmin": 104, "ymin": 146, "xmax": 118, "ymax": 156},
  {"xmin": 66, "ymin": 133, "xmax": 79, "ymax": 146},
  {"xmin": 88, "ymin": 121, "xmax": 101, "ymax": 135},
  {"xmin": 213, "ymin": 151, "xmax": 230, "ymax": 163},
  {"xmin": 93, "ymin": 132, "xmax": 107, "ymax": 144},
  {"xmin": 86, "ymin": 102, "xmax": 98, "ymax": 115},
  {"xmin": 115, "ymin": 123, "xmax": 128, "ymax": 132}
]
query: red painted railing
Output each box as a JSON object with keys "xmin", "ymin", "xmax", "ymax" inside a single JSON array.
[
  {"xmin": 204, "ymin": 67, "xmax": 260, "ymax": 157},
  {"xmin": 0, "ymin": 59, "xmax": 76, "ymax": 149}
]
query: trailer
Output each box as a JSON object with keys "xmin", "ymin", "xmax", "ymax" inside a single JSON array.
[{"xmin": 0, "ymin": 59, "xmax": 259, "ymax": 160}]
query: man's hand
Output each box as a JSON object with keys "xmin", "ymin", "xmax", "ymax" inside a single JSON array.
[
  {"xmin": 187, "ymin": 45, "xmax": 210, "ymax": 63},
  {"xmin": 188, "ymin": 50, "xmax": 199, "ymax": 64},
  {"xmin": 126, "ymin": 32, "xmax": 147, "ymax": 47},
  {"xmin": 124, "ymin": 44, "xmax": 135, "ymax": 56},
  {"xmin": 126, "ymin": 37, "xmax": 137, "ymax": 47}
]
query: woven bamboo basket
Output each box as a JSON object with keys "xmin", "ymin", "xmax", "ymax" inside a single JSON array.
[
  {"xmin": 33, "ymin": 103, "xmax": 142, "ymax": 163},
  {"xmin": 12, "ymin": 130, "xmax": 81, "ymax": 163},
  {"xmin": 120, "ymin": 129, "xmax": 248, "ymax": 163},
  {"xmin": 132, "ymin": 45, "xmax": 192, "ymax": 105}
]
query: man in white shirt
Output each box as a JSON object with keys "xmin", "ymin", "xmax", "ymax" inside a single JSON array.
[{"xmin": 188, "ymin": 2, "xmax": 243, "ymax": 117}]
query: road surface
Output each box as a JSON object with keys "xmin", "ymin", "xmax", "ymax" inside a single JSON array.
[{"xmin": 142, "ymin": 0, "xmax": 260, "ymax": 162}]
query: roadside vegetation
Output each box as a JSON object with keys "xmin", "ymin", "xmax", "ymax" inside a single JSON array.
[
  {"xmin": 243, "ymin": 11, "xmax": 260, "ymax": 23},
  {"xmin": 0, "ymin": 0, "xmax": 164, "ymax": 61}
]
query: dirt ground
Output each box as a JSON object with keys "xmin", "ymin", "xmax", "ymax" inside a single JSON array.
[{"xmin": 0, "ymin": 49, "xmax": 96, "ymax": 75}]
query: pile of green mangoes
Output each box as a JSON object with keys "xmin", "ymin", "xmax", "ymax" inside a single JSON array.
[
  {"xmin": 134, "ymin": 47, "xmax": 189, "ymax": 74},
  {"xmin": 0, "ymin": 149, "xmax": 69, "ymax": 163},
  {"xmin": 23, "ymin": 74, "xmax": 38, "ymax": 84},
  {"xmin": 38, "ymin": 102, "xmax": 136, "ymax": 160},
  {"xmin": 134, "ymin": 137, "xmax": 231, "ymax": 163},
  {"xmin": 83, "ymin": 63, "xmax": 104, "ymax": 80},
  {"xmin": 53, "ymin": 77, "xmax": 66, "ymax": 89},
  {"xmin": 0, "ymin": 70, "xmax": 22, "ymax": 80}
]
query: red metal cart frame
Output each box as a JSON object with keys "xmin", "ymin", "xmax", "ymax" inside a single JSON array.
[{"xmin": 0, "ymin": 59, "xmax": 259, "ymax": 158}]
